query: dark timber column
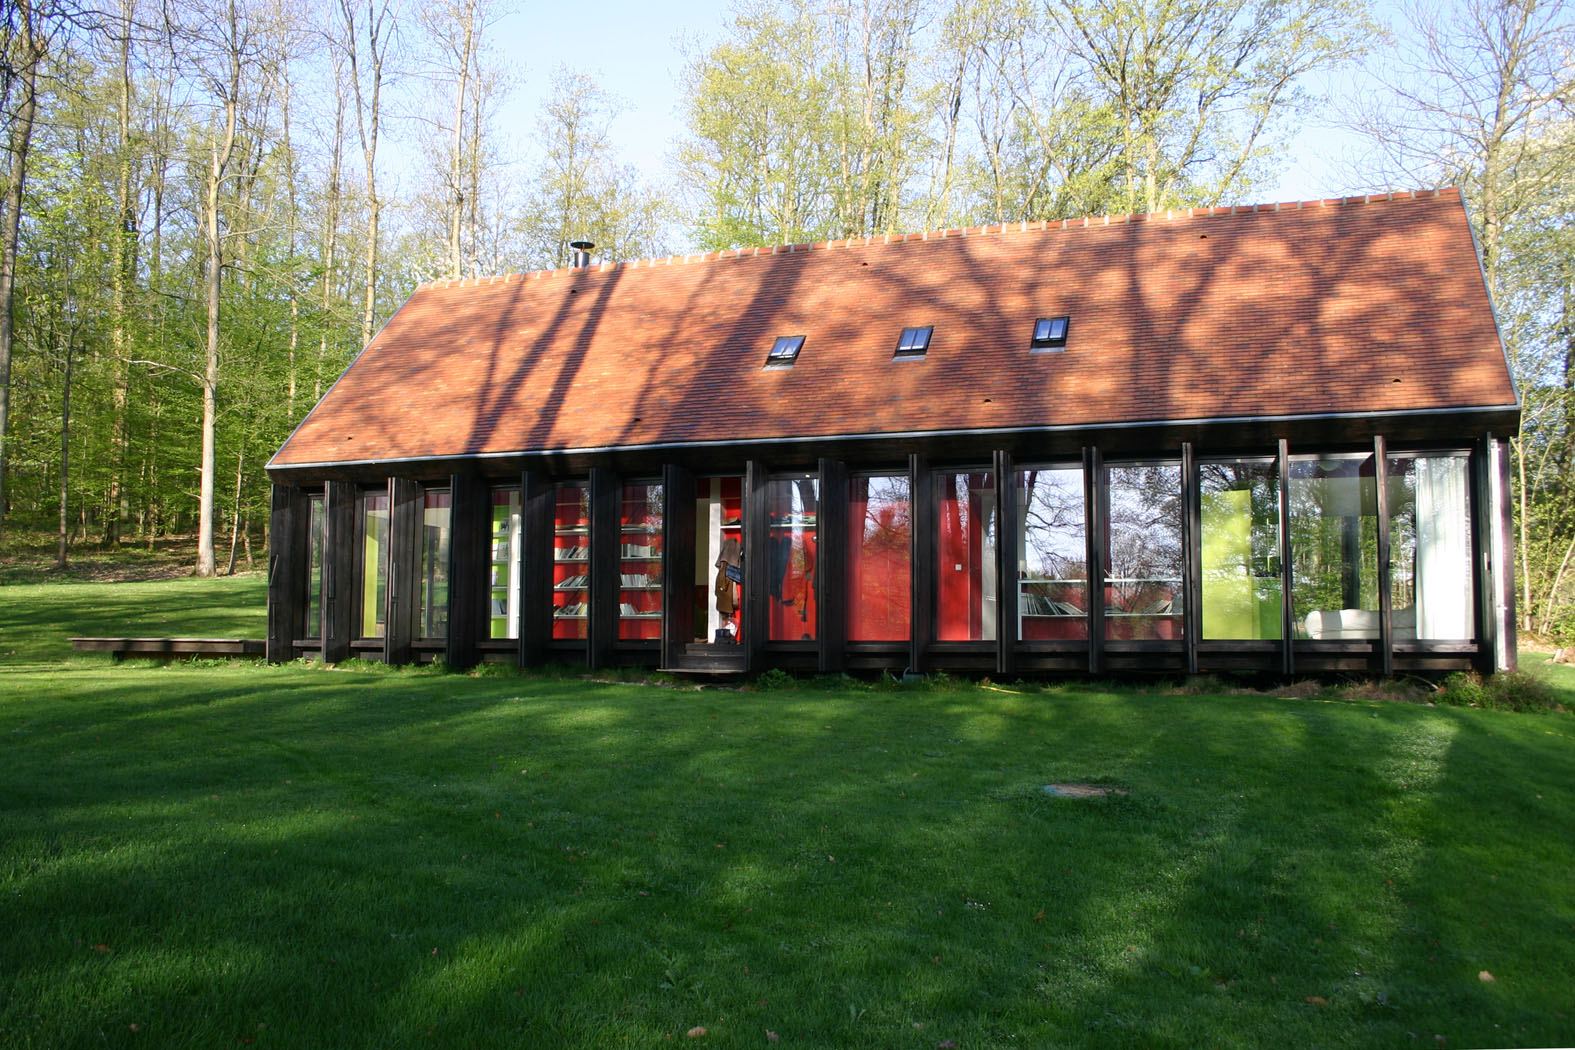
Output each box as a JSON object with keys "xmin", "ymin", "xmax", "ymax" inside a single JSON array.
[
  {"xmin": 1181, "ymin": 442, "xmax": 1199, "ymax": 676},
  {"xmin": 1084, "ymin": 446, "xmax": 1105, "ymax": 676},
  {"xmin": 323, "ymin": 480, "xmax": 355, "ymax": 663},
  {"xmin": 817, "ymin": 458, "xmax": 848, "ymax": 673},
  {"xmin": 1489, "ymin": 434, "xmax": 1517, "ymax": 671},
  {"xmin": 994, "ymin": 449, "xmax": 1018, "ymax": 679},
  {"xmin": 1374, "ymin": 436, "xmax": 1394, "ymax": 676},
  {"xmin": 743, "ymin": 460, "xmax": 769, "ymax": 671},
  {"xmin": 588, "ymin": 467, "xmax": 620, "ymax": 670},
  {"xmin": 519, "ymin": 470, "xmax": 555, "ymax": 667},
  {"xmin": 445, "ymin": 473, "xmax": 488, "ymax": 670},
  {"xmin": 266, "ymin": 484, "xmax": 305, "ymax": 664},
  {"xmin": 1277, "ymin": 439, "xmax": 1295, "ymax": 677},
  {"xmin": 386, "ymin": 477, "xmax": 421, "ymax": 665},
  {"xmin": 662, "ymin": 465, "xmax": 696, "ymax": 669},
  {"xmin": 909, "ymin": 453, "xmax": 934, "ymax": 674}
]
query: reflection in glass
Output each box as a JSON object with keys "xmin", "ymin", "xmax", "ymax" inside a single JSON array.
[
  {"xmin": 1017, "ymin": 468, "xmax": 1087, "ymax": 640},
  {"xmin": 937, "ymin": 471, "xmax": 997, "ymax": 641},
  {"xmin": 417, "ymin": 490, "xmax": 451, "ymax": 638},
  {"xmin": 1199, "ymin": 460, "xmax": 1282, "ymax": 640},
  {"xmin": 619, "ymin": 483, "xmax": 664, "ymax": 641},
  {"xmin": 1105, "ymin": 463, "xmax": 1183, "ymax": 640},
  {"xmin": 306, "ymin": 495, "xmax": 324, "ymax": 639},
  {"xmin": 360, "ymin": 492, "xmax": 390, "ymax": 638},
  {"xmin": 490, "ymin": 489, "xmax": 521, "ymax": 640},
  {"xmin": 552, "ymin": 484, "xmax": 591, "ymax": 640},
  {"xmin": 1289, "ymin": 456, "xmax": 1379, "ymax": 639},
  {"xmin": 767, "ymin": 476, "xmax": 818, "ymax": 641},
  {"xmin": 848, "ymin": 475, "xmax": 911, "ymax": 641},
  {"xmin": 1388, "ymin": 454, "xmax": 1474, "ymax": 640}
]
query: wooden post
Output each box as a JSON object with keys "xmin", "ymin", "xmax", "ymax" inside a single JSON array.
[
  {"xmin": 1489, "ymin": 434, "xmax": 1517, "ymax": 671},
  {"xmin": 1181, "ymin": 442, "xmax": 1199, "ymax": 676},
  {"xmin": 385, "ymin": 477, "xmax": 421, "ymax": 665},
  {"xmin": 817, "ymin": 458, "xmax": 848, "ymax": 673},
  {"xmin": 1374, "ymin": 436, "xmax": 1394, "ymax": 676},
  {"xmin": 743, "ymin": 460, "xmax": 769, "ymax": 671},
  {"xmin": 588, "ymin": 467, "xmax": 619, "ymax": 670},
  {"xmin": 265, "ymin": 483, "xmax": 304, "ymax": 663},
  {"xmin": 445, "ymin": 473, "xmax": 487, "ymax": 670},
  {"xmin": 323, "ymin": 480, "xmax": 355, "ymax": 663},
  {"xmin": 519, "ymin": 469, "xmax": 554, "ymax": 667},
  {"xmin": 661, "ymin": 464, "xmax": 696, "ymax": 669},
  {"xmin": 909, "ymin": 454, "xmax": 933, "ymax": 675},
  {"xmin": 1277, "ymin": 439, "xmax": 1295, "ymax": 677},
  {"xmin": 1084, "ymin": 446, "xmax": 1105, "ymax": 676},
  {"xmin": 994, "ymin": 449, "xmax": 1018, "ymax": 679}
]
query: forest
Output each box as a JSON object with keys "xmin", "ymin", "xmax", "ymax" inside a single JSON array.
[{"xmin": 0, "ymin": 0, "xmax": 1570, "ymax": 633}]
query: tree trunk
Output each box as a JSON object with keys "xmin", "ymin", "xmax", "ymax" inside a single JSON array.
[
  {"xmin": 106, "ymin": 0, "xmax": 137, "ymax": 548},
  {"xmin": 226, "ymin": 446, "xmax": 244, "ymax": 575},
  {"xmin": 56, "ymin": 340, "xmax": 72, "ymax": 570},
  {"xmin": 0, "ymin": 0, "xmax": 42, "ymax": 548}
]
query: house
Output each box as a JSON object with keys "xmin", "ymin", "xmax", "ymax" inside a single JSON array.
[{"xmin": 265, "ymin": 188, "xmax": 1520, "ymax": 679}]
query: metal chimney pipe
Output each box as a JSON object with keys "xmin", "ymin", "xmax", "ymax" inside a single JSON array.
[{"xmin": 569, "ymin": 240, "xmax": 595, "ymax": 268}]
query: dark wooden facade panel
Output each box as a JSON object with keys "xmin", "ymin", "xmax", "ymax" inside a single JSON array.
[
  {"xmin": 266, "ymin": 484, "xmax": 305, "ymax": 663},
  {"xmin": 818, "ymin": 458, "xmax": 849, "ymax": 674},
  {"xmin": 323, "ymin": 480, "xmax": 355, "ymax": 663},
  {"xmin": 445, "ymin": 473, "xmax": 489, "ymax": 670}
]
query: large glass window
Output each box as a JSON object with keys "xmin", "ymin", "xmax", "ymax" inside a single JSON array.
[
  {"xmin": 696, "ymin": 476, "xmax": 744, "ymax": 644},
  {"xmin": 936, "ymin": 470, "xmax": 997, "ymax": 641},
  {"xmin": 416, "ymin": 490, "xmax": 451, "ymax": 639},
  {"xmin": 1105, "ymin": 462, "xmax": 1183, "ymax": 640},
  {"xmin": 767, "ymin": 476, "xmax": 818, "ymax": 641},
  {"xmin": 619, "ymin": 483, "xmax": 664, "ymax": 641},
  {"xmin": 1289, "ymin": 455, "xmax": 1379, "ymax": 639},
  {"xmin": 552, "ymin": 484, "xmax": 590, "ymax": 640},
  {"xmin": 306, "ymin": 494, "xmax": 324, "ymax": 639},
  {"xmin": 848, "ymin": 475, "xmax": 911, "ymax": 641},
  {"xmin": 1199, "ymin": 459, "xmax": 1282, "ymax": 640},
  {"xmin": 490, "ymin": 488, "xmax": 521, "ymax": 639},
  {"xmin": 360, "ymin": 490, "xmax": 390, "ymax": 639},
  {"xmin": 1388, "ymin": 453, "xmax": 1474, "ymax": 641},
  {"xmin": 1017, "ymin": 467, "xmax": 1087, "ymax": 640}
]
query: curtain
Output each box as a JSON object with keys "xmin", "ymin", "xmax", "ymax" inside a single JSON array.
[{"xmin": 1414, "ymin": 456, "xmax": 1472, "ymax": 640}]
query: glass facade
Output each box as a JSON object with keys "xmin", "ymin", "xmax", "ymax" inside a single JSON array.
[
  {"xmin": 936, "ymin": 470, "xmax": 997, "ymax": 641},
  {"xmin": 1017, "ymin": 467, "xmax": 1087, "ymax": 640},
  {"xmin": 619, "ymin": 483, "xmax": 664, "ymax": 641},
  {"xmin": 697, "ymin": 476, "xmax": 744, "ymax": 644},
  {"xmin": 1289, "ymin": 455, "xmax": 1380, "ymax": 639},
  {"xmin": 306, "ymin": 495, "xmax": 324, "ymax": 639},
  {"xmin": 490, "ymin": 489, "xmax": 521, "ymax": 639},
  {"xmin": 767, "ymin": 476, "xmax": 819, "ymax": 641},
  {"xmin": 360, "ymin": 491, "xmax": 390, "ymax": 639},
  {"xmin": 552, "ymin": 484, "xmax": 591, "ymax": 640},
  {"xmin": 1199, "ymin": 460, "xmax": 1282, "ymax": 640},
  {"xmin": 847, "ymin": 475, "xmax": 911, "ymax": 641},
  {"xmin": 1388, "ymin": 454, "xmax": 1474, "ymax": 641},
  {"xmin": 1104, "ymin": 462, "xmax": 1183, "ymax": 640},
  {"xmin": 416, "ymin": 490, "xmax": 451, "ymax": 639}
]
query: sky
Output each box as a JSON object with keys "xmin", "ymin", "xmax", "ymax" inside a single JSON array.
[{"xmin": 479, "ymin": 0, "xmax": 1381, "ymax": 222}]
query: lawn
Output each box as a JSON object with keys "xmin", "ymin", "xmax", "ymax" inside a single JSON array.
[{"xmin": 2, "ymin": 579, "xmax": 1573, "ymax": 1049}]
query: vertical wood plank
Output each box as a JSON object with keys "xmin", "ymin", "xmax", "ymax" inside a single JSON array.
[
  {"xmin": 323, "ymin": 480, "xmax": 354, "ymax": 663},
  {"xmin": 994, "ymin": 449, "xmax": 1018, "ymax": 679},
  {"xmin": 1278, "ymin": 439, "xmax": 1295, "ymax": 677},
  {"xmin": 1492, "ymin": 434, "xmax": 1518, "ymax": 671},
  {"xmin": 588, "ymin": 467, "xmax": 620, "ymax": 670},
  {"xmin": 265, "ymin": 484, "xmax": 302, "ymax": 663},
  {"xmin": 817, "ymin": 458, "xmax": 848, "ymax": 673},
  {"xmin": 1181, "ymin": 442, "xmax": 1199, "ymax": 676},
  {"xmin": 743, "ymin": 460, "xmax": 769, "ymax": 671},
  {"xmin": 519, "ymin": 470, "xmax": 555, "ymax": 667},
  {"xmin": 661, "ymin": 464, "xmax": 696, "ymax": 669},
  {"xmin": 386, "ymin": 477, "xmax": 421, "ymax": 665},
  {"xmin": 1374, "ymin": 435, "xmax": 1393, "ymax": 677},
  {"xmin": 909, "ymin": 453, "xmax": 933, "ymax": 674},
  {"xmin": 1084, "ymin": 446, "xmax": 1105, "ymax": 676}
]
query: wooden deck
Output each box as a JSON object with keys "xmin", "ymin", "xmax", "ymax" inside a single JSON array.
[{"xmin": 69, "ymin": 638, "xmax": 266, "ymax": 661}]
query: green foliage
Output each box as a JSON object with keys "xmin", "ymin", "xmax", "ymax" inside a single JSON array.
[
  {"xmin": 1436, "ymin": 669, "xmax": 1561, "ymax": 713},
  {"xmin": 753, "ymin": 666, "xmax": 796, "ymax": 691}
]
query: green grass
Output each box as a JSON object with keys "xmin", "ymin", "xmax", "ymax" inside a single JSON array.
[{"xmin": 2, "ymin": 579, "xmax": 1573, "ymax": 1049}]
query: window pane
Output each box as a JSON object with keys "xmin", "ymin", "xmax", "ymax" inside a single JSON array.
[
  {"xmin": 1200, "ymin": 460, "xmax": 1282, "ymax": 640},
  {"xmin": 1388, "ymin": 454, "xmax": 1474, "ymax": 640},
  {"xmin": 417, "ymin": 491, "xmax": 451, "ymax": 639},
  {"xmin": 553, "ymin": 484, "xmax": 590, "ymax": 640},
  {"xmin": 360, "ymin": 492, "xmax": 390, "ymax": 639},
  {"xmin": 619, "ymin": 483, "xmax": 664, "ymax": 641},
  {"xmin": 848, "ymin": 475, "xmax": 911, "ymax": 641},
  {"xmin": 490, "ymin": 489, "xmax": 521, "ymax": 640},
  {"xmin": 306, "ymin": 495, "xmax": 324, "ymax": 639},
  {"xmin": 937, "ymin": 471, "xmax": 997, "ymax": 641},
  {"xmin": 1105, "ymin": 463, "xmax": 1182, "ymax": 640},
  {"xmin": 1289, "ymin": 456, "xmax": 1379, "ymax": 639},
  {"xmin": 1017, "ymin": 467, "xmax": 1087, "ymax": 640},
  {"xmin": 768, "ymin": 476, "xmax": 818, "ymax": 641},
  {"xmin": 697, "ymin": 476, "xmax": 744, "ymax": 644}
]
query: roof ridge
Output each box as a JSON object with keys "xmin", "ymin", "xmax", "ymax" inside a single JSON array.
[{"xmin": 416, "ymin": 187, "xmax": 1456, "ymax": 291}]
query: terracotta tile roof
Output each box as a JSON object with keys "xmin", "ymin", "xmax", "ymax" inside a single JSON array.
[{"xmin": 268, "ymin": 189, "xmax": 1517, "ymax": 470}]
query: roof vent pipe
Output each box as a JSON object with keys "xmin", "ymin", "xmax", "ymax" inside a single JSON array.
[{"xmin": 569, "ymin": 240, "xmax": 595, "ymax": 269}]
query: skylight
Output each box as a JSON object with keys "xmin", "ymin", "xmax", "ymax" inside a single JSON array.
[
  {"xmin": 894, "ymin": 325, "xmax": 933, "ymax": 357},
  {"xmin": 1031, "ymin": 316, "xmax": 1070, "ymax": 351},
  {"xmin": 766, "ymin": 335, "xmax": 805, "ymax": 365}
]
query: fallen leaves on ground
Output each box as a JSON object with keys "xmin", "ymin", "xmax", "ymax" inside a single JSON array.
[{"xmin": 686, "ymin": 1026, "xmax": 707, "ymax": 1038}]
